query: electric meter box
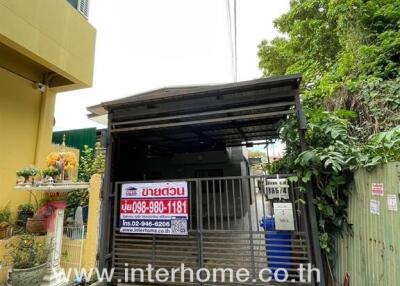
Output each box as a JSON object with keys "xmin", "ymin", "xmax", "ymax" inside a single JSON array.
[{"xmin": 273, "ymin": 202, "xmax": 295, "ymax": 231}]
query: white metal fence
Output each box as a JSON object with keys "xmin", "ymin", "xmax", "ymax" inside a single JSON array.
[{"xmin": 61, "ymin": 226, "xmax": 86, "ymax": 275}]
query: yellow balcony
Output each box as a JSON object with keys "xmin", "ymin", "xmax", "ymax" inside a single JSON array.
[{"xmin": 0, "ymin": 0, "xmax": 96, "ymax": 91}]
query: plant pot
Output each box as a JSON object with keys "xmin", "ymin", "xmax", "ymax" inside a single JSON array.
[
  {"xmin": 9, "ymin": 263, "xmax": 47, "ymax": 286},
  {"xmin": 0, "ymin": 225, "xmax": 8, "ymax": 239},
  {"xmin": 26, "ymin": 218, "xmax": 47, "ymax": 234},
  {"xmin": 17, "ymin": 211, "xmax": 34, "ymax": 225}
]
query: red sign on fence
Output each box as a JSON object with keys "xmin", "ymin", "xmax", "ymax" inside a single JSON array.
[{"xmin": 371, "ymin": 183, "xmax": 384, "ymax": 196}]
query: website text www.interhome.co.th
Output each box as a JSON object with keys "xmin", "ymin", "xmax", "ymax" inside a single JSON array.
[{"xmin": 62, "ymin": 263, "xmax": 320, "ymax": 283}]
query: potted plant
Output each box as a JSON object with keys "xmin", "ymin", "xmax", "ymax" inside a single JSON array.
[
  {"xmin": 17, "ymin": 203, "xmax": 35, "ymax": 225},
  {"xmin": 26, "ymin": 198, "xmax": 52, "ymax": 234},
  {"xmin": 41, "ymin": 166, "xmax": 60, "ymax": 183},
  {"xmin": 16, "ymin": 167, "xmax": 39, "ymax": 185},
  {"xmin": 0, "ymin": 205, "xmax": 11, "ymax": 239},
  {"xmin": 5, "ymin": 234, "xmax": 49, "ymax": 286},
  {"xmin": 26, "ymin": 213, "xmax": 48, "ymax": 234}
]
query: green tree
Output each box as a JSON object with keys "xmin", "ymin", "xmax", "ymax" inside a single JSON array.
[
  {"xmin": 257, "ymin": 0, "xmax": 400, "ymax": 272},
  {"xmin": 78, "ymin": 142, "xmax": 105, "ymax": 182},
  {"xmin": 66, "ymin": 143, "xmax": 106, "ymax": 218},
  {"xmin": 258, "ymin": 0, "xmax": 400, "ymax": 140}
]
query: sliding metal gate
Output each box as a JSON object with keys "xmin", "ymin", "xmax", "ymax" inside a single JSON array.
[{"xmin": 112, "ymin": 175, "xmax": 313, "ymax": 285}]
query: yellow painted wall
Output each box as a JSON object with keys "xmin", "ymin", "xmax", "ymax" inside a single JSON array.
[
  {"xmin": 0, "ymin": 67, "xmax": 58, "ymax": 214},
  {"xmin": 0, "ymin": 68, "xmax": 42, "ymax": 214},
  {"xmin": 0, "ymin": 1, "xmax": 96, "ymax": 283},
  {"xmin": 83, "ymin": 174, "xmax": 102, "ymax": 269},
  {"xmin": 0, "ymin": 0, "xmax": 95, "ymax": 215},
  {"xmin": 0, "ymin": 0, "xmax": 96, "ymax": 89}
]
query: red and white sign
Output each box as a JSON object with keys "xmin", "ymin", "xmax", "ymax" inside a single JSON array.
[
  {"xmin": 372, "ymin": 183, "xmax": 384, "ymax": 196},
  {"xmin": 120, "ymin": 181, "xmax": 189, "ymax": 235}
]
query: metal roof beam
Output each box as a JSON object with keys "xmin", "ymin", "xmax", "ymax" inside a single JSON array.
[
  {"xmin": 112, "ymin": 88, "xmax": 296, "ymax": 120},
  {"xmin": 112, "ymin": 101, "xmax": 295, "ymax": 127},
  {"xmin": 111, "ymin": 110, "xmax": 294, "ymax": 133}
]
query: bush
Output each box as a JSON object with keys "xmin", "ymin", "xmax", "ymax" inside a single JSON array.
[
  {"xmin": 17, "ymin": 203, "xmax": 35, "ymax": 213},
  {"xmin": 5, "ymin": 234, "xmax": 49, "ymax": 269},
  {"xmin": 0, "ymin": 205, "xmax": 11, "ymax": 225}
]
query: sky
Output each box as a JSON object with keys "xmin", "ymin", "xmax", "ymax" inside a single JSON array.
[{"xmin": 54, "ymin": 0, "xmax": 290, "ymax": 131}]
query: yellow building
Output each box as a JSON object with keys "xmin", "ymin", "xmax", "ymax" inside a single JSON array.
[{"xmin": 0, "ymin": 0, "xmax": 96, "ymax": 213}]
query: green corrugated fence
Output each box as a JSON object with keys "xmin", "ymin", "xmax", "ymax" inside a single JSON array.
[
  {"xmin": 335, "ymin": 162, "xmax": 400, "ymax": 286},
  {"xmin": 52, "ymin": 127, "xmax": 97, "ymax": 153}
]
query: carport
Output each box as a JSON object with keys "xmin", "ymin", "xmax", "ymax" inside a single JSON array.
[{"xmin": 88, "ymin": 74, "xmax": 324, "ymax": 285}]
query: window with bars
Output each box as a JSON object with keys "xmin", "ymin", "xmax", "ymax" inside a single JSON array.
[{"xmin": 67, "ymin": 0, "xmax": 89, "ymax": 19}]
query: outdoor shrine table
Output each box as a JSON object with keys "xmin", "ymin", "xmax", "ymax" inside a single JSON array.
[{"xmin": 14, "ymin": 182, "xmax": 89, "ymax": 286}]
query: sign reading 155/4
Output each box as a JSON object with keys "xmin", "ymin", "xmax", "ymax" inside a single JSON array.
[{"xmin": 119, "ymin": 181, "xmax": 189, "ymax": 235}]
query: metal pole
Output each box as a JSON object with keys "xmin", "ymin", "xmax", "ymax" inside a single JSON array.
[
  {"xmin": 196, "ymin": 179, "xmax": 204, "ymax": 285},
  {"xmin": 294, "ymin": 91, "xmax": 325, "ymax": 286},
  {"xmin": 98, "ymin": 112, "xmax": 114, "ymax": 274}
]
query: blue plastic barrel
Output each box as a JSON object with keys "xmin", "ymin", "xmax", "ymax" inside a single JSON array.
[{"xmin": 260, "ymin": 216, "xmax": 292, "ymax": 280}]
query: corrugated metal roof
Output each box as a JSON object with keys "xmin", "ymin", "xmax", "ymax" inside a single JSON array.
[
  {"xmin": 87, "ymin": 74, "xmax": 301, "ymax": 117},
  {"xmin": 87, "ymin": 74, "xmax": 302, "ymax": 149}
]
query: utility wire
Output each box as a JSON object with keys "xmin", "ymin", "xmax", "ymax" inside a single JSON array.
[
  {"xmin": 233, "ymin": 0, "xmax": 237, "ymax": 82},
  {"xmin": 225, "ymin": 0, "xmax": 235, "ymax": 82}
]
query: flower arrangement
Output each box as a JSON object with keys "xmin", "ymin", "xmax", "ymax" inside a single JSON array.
[
  {"xmin": 46, "ymin": 151, "xmax": 77, "ymax": 171},
  {"xmin": 46, "ymin": 151, "xmax": 77, "ymax": 181}
]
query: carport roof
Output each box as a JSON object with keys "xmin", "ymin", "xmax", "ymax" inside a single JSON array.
[
  {"xmin": 87, "ymin": 74, "xmax": 304, "ymax": 148},
  {"xmin": 88, "ymin": 74, "xmax": 301, "ymax": 116}
]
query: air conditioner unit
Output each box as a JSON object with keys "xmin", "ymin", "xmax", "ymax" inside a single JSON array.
[{"xmin": 77, "ymin": 0, "xmax": 89, "ymax": 19}]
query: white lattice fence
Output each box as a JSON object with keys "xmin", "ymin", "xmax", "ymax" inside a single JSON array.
[{"xmin": 61, "ymin": 226, "xmax": 86, "ymax": 278}]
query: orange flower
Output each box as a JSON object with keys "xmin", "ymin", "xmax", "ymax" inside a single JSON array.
[
  {"xmin": 46, "ymin": 152, "xmax": 60, "ymax": 167},
  {"xmin": 64, "ymin": 152, "xmax": 77, "ymax": 171}
]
